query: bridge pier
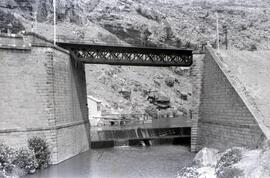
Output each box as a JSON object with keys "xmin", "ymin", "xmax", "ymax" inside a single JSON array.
[
  {"xmin": 0, "ymin": 33, "xmax": 90, "ymax": 164},
  {"xmin": 195, "ymin": 47, "xmax": 265, "ymax": 151}
]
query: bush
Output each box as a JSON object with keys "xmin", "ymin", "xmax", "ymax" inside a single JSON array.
[
  {"xmin": 248, "ymin": 44, "xmax": 257, "ymax": 51},
  {"xmin": 145, "ymin": 105, "xmax": 157, "ymax": 119},
  {"xmin": 215, "ymin": 148, "xmax": 243, "ymax": 177},
  {"xmin": 0, "ymin": 144, "xmax": 37, "ymax": 177},
  {"xmin": 177, "ymin": 166, "xmax": 199, "ymax": 178},
  {"xmin": 217, "ymin": 167, "xmax": 244, "ymax": 178},
  {"xmin": 0, "ymin": 144, "xmax": 15, "ymax": 175},
  {"xmin": 28, "ymin": 137, "xmax": 50, "ymax": 169},
  {"xmin": 13, "ymin": 148, "xmax": 38, "ymax": 174}
]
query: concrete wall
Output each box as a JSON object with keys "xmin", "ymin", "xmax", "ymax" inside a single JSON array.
[
  {"xmin": 0, "ymin": 33, "xmax": 90, "ymax": 164},
  {"xmin": 197, "ymin": 47, "xmax": 264, "ymax": 150}
]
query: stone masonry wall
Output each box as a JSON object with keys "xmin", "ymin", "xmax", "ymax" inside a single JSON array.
[
  {"xmin": 197, "ymin": 47, "xmax": 264, "ymax": 150},
  {"xmin": 49, "ymin": 48, "xmax": 90, "ymax": 163},
  {"xmin": 0, "ymin": 33, "xmax": 90, "ymax": 164},
  {"xmin": 190, "ymin": 54, "xmax": 205, "ymax": 152}
]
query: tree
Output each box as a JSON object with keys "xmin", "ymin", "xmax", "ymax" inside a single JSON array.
[
  {"xmin": 142, "ymin": 28, "xmax": 152, "ymax": 46},
  {"xmin": 176, "ymin": 38, "xmax": 182, "ymax": 48}
]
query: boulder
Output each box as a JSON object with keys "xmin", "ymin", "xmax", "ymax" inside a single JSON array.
[
  {"xmin": 193, "ymin": 147, "xmax": 219, "ymax": 167},
  {"xmin": 249, "ymin": 150, "xmax": 270, "ymax": 178},
  {"xmin": 172, "ymin": 67, "xmax": 190, "ymax": 76},
  {"xmin": 165, "ymin": 77, "xmax": 175, "ymax": 87},
  {"xmin": 147, "ymin": 91, "xmax": 170, "ymax": 109},
  {"xmin": 98, "ymin": 74, "xmax": 109, "ymax": 84},
  {"xmin": 119, "ymin": 88, "xmax": 131, "ymax": 100},
  {"xmin": 234, "ymin": 149, "xmax": 270, "ymax": 178},
  {"xmin": 155, "ymin": 96, "xmax": 170, "ymax": 109},
  {"xmin": 111, "ymin": 83, "xmax": 120, "ymax": 91},
  {"xmin": 135, "ymin": 5, "xmax": 164, "ymax": 22},
  {"xmin": 177, "ymin": 107, "xmax": 187, "ymax": 116},
  {"xmin": 156, "ymin": 94, "xmax": 170, "ymax": 103},
  {"xmin": 180, "ymin": 92, "xmax": 188, "ymax": 101},
  {"xmin": 132, "ymin": 81, "xmax": 142, "ymax": 92},
  {"xmin": 153, "ymin": 79, "xmax": 161, "ymax": 87}
]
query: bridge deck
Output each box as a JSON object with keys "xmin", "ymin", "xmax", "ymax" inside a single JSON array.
[{"xmin": 57, "ymin": 41, "xmax": 193, "ymax": 66}]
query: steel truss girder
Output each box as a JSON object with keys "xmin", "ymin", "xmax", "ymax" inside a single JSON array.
[{"xmin": 57, "ymin": 43, "xmax": 193, "ymax": 67}]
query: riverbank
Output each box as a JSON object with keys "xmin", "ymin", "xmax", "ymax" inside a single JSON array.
[{"xmin": 23, "ymin": 145, "xmax": 194, "ymax": 178}]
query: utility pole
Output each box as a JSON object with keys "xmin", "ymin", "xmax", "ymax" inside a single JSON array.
[
  {"xmin": 267, "ymin": 36, "xmax": 270, "ymax": 49},
  {"xmin": 31, "ymin": 21, "xmax": 34, "ymax": 32},
  {"xmin": 53, "ymin": 0, "xmax": 56, "ymax": 46},
  {"xmin": 216, "ymin": 12, "xmax": 220, "ymax": 50},
  {"xmin": 7, "ymin": 23, "xmax": 12, "ymax": 35},
  {"xmin": 32, "ymin": 11, "xmax": 37, "ymax": 33},
  {"xmin": 223, "ymin": 25, "xmax": 228, "ymax": 50}
]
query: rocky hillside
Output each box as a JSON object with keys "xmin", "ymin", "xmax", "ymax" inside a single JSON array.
[
  {"xmin": 0, "ymin": 0, "xmax": 269, "ymax": 49},
  {"xmin": 0, "ymin": 0, "xmax": 269, "ymax": 116},
  {"xmin": 86, "ymin": 64, "xmax": 192, "ymax": 117}
]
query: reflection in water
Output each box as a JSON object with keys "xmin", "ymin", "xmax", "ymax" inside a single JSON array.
[{"xmin": 24, "ymin": 145, "xmax": 194, "ymax": 178}]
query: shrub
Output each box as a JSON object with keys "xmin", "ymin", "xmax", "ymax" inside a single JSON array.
[
  {"xmin": 28, "ymin": 137, "xmax": 50, "ymax": 169},
  {"xmin": 248, "ymin": 44, "xmax": 257, "ymax": 51},
  {"xmin": 0, "ymin": 143, "xmax": 15, "ymax": 175},
  {"xmin": 215, "ymin": 148, "xmax": 243, "ymax": 177},
  {"xmin": 0, "ymin": 143, "xmax": 40, "ymax": 177},
  {"xmin": 177, "ymin": 166, "xmax": 199, "ymax": 178},
  {"xmin": 217, "ymin": 167, "xmax": 244, "ymax": 178},
  {"xmin": 145, "ymin": 105, "xmax": 157, "ymax": 119},
  {"xmin": 177, "ymin": 107, "xmax": 187, "ymax": 116},
  {"xmin": 13, "ymin": 148, "xmax": 38, "ymax": 174}
]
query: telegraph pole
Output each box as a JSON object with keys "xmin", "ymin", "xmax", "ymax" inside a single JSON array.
[
  {"xmin": 216, "ymin": 12, "xmax": 220, "ymax": 50},
  {"xmin": 32, "ymin": 11, "xmax": 37, "ymax": 33},
  {"xmin": 267, "ymin": 36, "xmax": 270, "ymax": 49},
  {"xmin": 223, "ymin": 25, "xmax": 228, "ymax": 50},
  {"xmin": 53, "ymin": 0, "xmax": 56, "ymax": 46}
]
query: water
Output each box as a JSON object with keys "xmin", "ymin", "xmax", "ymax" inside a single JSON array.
[{"xmin": 24, "ymin": 145, "xmax": 194, "ymax": 178}]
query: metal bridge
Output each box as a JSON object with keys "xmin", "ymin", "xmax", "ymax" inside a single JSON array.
[{"xmin": 57, "ymin": 36, "xmax": 193, "ymax": 67}]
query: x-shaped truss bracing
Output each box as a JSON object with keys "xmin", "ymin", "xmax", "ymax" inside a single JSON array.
[{"xmin": 58, "ymin": 43, "xmax": 193, "ymax": 67}]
